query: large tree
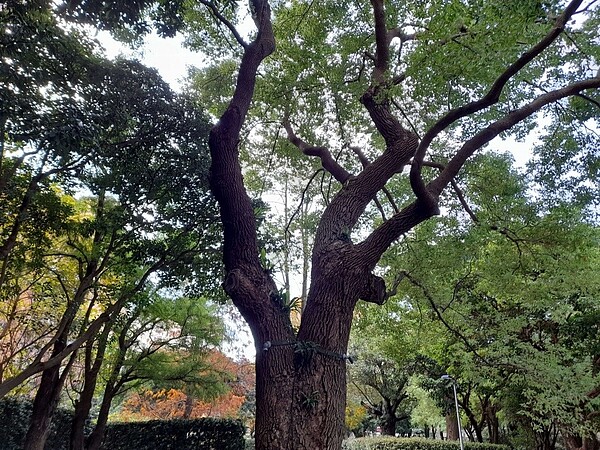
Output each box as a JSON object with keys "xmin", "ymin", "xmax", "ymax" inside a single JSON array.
[
  {"xmin": 202, "ymin": 1, "xmax": 599, "ymax": 448},
  {"xmin": 14, "ymin": 0, "xmax": 600, "ymax": 448}
]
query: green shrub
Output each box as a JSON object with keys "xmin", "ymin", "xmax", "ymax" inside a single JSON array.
[
  {"xmin": 101, "ymin": 418, "xmax": 246, "ymax": 450},
  {"xmin": 0, "ymin": 397, "xmax": 76, "ymax": 450},
  {"xmin": 0, "ymin": 398, "xmax": 245, "ymax": 450},
  {"xmin": 342, "ymin": 437, "xmax": 510, "ymax": 450}
]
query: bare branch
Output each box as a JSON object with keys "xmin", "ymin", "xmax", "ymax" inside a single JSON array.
[
  {"xmin": 284, "ymin": 168, "xmax": 324, "ymax": 237},
  {"xmin": 401, "ymin": 271, "xmax": 495, "ymax": 366},
  {"xmin": 429, "ymin": 77, "xmax": 600, "ymax": 196},
  {"xmin": 422, "ymin": 160, "xmax": 479, "ymax": 223},
  {"xmin": 451, "ymin": 179, "xmax": 479, "ymax": 223},
  {"xmin": 356, "ymin": 201, "xmax": 435, "ymax": 269},
  {"xmin": 283, "ymin": 118, "xmax": 351, "ymax": 183},
  {"xmin": 198, "ymin": 0, "xmax": 248, "ymax": 49},
  {"xmin": 387, "ymin": 28, "xmax": 416, "ymax": 45},
  {"xmin": 575, "ymin": 92, "xmax": 600, "ymax": 109},
  {"xmin": 350, "ymin": 146, "xmax": 399, "ymax": 215}
]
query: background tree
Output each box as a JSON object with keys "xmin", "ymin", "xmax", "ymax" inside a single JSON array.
[
  {"xmin": 349, "ymin": 300, "xmax": 445, "ymax": 436},
  {"xmin": 394, "ymin": 154, "xmax": 600, "ymax": 449},
  {"xmin": 1, "ymin": 3, "xmax": 223, "ymax": 449}
]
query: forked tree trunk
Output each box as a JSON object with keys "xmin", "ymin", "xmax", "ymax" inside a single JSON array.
[
  {"xmin": 232, "ymin": 260, "xmax": 366, "ymax": 448},
  {"xmin": 70, "ymin": 322, "xmax": 112, "ymax": 450},
  {"xmin": 206, "ymin": 0, "xmax": 596, "ymax": 448},
  {"xmin": 23, "ymin": 345, "xmax": 66, "ymax": 450},
  {"xmin": 208, "ymin": 1, "xmax": 429, "ymax": 448}
]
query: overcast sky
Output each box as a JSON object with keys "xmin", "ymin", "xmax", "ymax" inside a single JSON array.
[{"xmin": 99, "ymin": 31, "xmax": 197, "ymax": 91}]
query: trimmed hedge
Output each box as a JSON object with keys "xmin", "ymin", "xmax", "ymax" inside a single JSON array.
[
  {"xmin": 0, "ymin": 398, "xmax": 245, "ymax": 450},
  {"xmin": 342, "ymin": 437, "xmax": 510, "ymax": 450},
  {"xmin": 101, "ymin": 418, "xmax": 246, "ymax": 450},
  {"xmin": 0, "ymin": 397, "xmax": 76, "ymax": 450}
]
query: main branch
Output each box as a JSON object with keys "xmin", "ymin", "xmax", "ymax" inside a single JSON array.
[{"xmin": 410, "ymin": 0, "xmax": 585, "ymax": 203}]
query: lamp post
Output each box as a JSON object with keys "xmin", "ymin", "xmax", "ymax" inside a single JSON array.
[{"xmin": 441, "ymin": 374, "xmax": 464, "ymax": 450}]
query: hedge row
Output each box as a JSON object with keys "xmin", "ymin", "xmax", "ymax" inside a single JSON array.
[
  {"xmin": 342, "ymin": 437, "xmax": 510, "ymax": 450},
  {"xmin": 0, "ymin": 397, "xmax": 75, "ymax": 450},
  {"xmin": 101, "ymin": 418, "xmax": 245, "ymax": 450},
  {"xmin": 0, "ymin": 398, "xmax": 245, "ymax": 450}
]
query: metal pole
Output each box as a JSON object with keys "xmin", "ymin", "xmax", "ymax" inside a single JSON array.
[{"xmin": 451, "ymin": 381, "xmax": 465, "ymax": 450}]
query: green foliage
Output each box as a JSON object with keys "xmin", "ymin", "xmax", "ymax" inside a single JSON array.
[
  {"xmin": 118, "ymin": 294, "xmax": 228, "ymax": 402},
  {"xmin": 386, "ymin": 154, "xmax": 600, "ymax": 441},
  {"xmin": 101, "ymin": 418, "xmax": 245, "ymax": 450},
  {"xmin": 55, "ymin": 0, "xmax": 187, "ymax": 38},
  {"xmin": 342, "ymin": 437, "xmax": 509, "ymax": 450}
]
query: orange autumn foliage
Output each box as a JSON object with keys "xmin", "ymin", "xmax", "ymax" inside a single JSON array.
[
  {"xmin": 116, "ymin": 351, "xmax": 255, "ymax": 423},
  {"xmin": 120, "ymin": 388, "xmax": 245, "ymax": 421}
]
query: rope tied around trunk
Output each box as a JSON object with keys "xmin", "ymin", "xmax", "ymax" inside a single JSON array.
[{"xmin": 262, "ymin": 340, "xmax": 354, "ymax": 363}]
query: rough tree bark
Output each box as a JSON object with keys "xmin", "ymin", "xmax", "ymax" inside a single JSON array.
[
  {"xmin": 445, "ymin": 413, "xmax": 460, "ymax": 442},
  {"xmin": 206, "ymin": 0, "xmax": 600, "ymax": 448}
]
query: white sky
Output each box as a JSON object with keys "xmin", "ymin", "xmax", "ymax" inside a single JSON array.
[{"xmin": 98, "ymin": 31, "xmax": 197, "ymax": 91}]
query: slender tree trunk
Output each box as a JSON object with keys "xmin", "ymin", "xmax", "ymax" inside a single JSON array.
[
  {"xmin": 463, "ymin": 405, "xmax": 484, "ymax": 442},
  {"xmin": 23, "ymin": 337, "xmax": 72, "ymax": 450},
  {"xmin": 22, "ymin": 335, "xmax": 70, "ymax": 450},
  {"xmin": 85, "ymin": 383, "xmax": 117, "ymax": 450},
  {"xmin": 24, "ymin": 193, "xmax": 105, "ymax": 450},
  {"xmin": 535, "ymin": 424, "xmax": 558, "ymax": 450},
  {"xmin": 184, "ymin": 394, "xmax": 194, "ymax": 419},
  {"xmin": 70, "ymin": 322, "xmax": 112, "ymax": 450},
  {"xmin": 23, "ymin": 337, "xmax": 76, "ymax": 450}
]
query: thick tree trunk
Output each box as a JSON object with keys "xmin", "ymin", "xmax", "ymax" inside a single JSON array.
[
  {"xmin": 251, "ymin": 273, "xmax": 358, "ymax": 449},
  {"xmin": 382, "ymin": 415, "xmax": 398, "ymax": 436},
  {"xmin": 564, "ymin": 434, "xmax": 600, "ymax": 450},
  {"xmin": 23, "ymin": 374, "xmax": 59, "ymax": 450},
  {"xmin": 207, "ymin": 1, "xmax": 433, "ymax": 448},
  {"xmin": 23, "ymin": 339, "xmax": 70, "ymax": 450},
  {"xmin": 445, "ymin": 413, "xmax": 459, "ymax": 441}
]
